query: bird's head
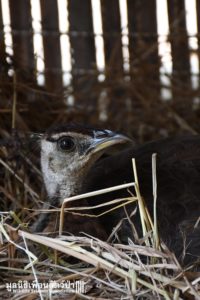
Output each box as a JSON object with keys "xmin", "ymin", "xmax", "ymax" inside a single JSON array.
[{"xmin": 40, "ymin": 124, "xmax": 132, "ymax": 201}]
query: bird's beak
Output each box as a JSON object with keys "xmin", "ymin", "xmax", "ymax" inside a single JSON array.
[{"xmin": 86, "ymin": 131, "xmax": 133, "ymax": 154}]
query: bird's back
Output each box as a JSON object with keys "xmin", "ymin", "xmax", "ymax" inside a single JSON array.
[{"xmin": 85, "ymin": 135, "xmax": 200, "ymax": 264}]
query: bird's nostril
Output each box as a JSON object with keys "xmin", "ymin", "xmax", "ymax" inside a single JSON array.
[{"xmin": 94, "ymin": 130, "xmax": 113, "ymax": 138}]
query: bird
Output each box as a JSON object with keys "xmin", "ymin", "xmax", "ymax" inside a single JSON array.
[{"xmin": 38, "ymin": 123, "xmax": 200, "ymax": 266}]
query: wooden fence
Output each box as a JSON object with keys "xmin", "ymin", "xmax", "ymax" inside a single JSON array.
[{"xmin": 0, "ymin": 0, "xmax": 199, "ymax": 106}]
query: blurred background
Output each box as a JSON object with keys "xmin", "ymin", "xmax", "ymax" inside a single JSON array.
[{"xmin": 0, "ymin": 0, "xmax": 200, "ymax": 141}]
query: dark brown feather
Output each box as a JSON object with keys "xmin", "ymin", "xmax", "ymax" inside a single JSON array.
[{"xmin": 85, "ymin": 135, "xmax": 200, "ymax": 265}]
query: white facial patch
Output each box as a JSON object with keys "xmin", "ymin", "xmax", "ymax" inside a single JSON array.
[
  {"xmin": 41, "ymin": 139, "xmax": 59, "ymax": 198},
  {"xmin": 40, "ymin": 136, "xmax": 97, "ymax": 202}
]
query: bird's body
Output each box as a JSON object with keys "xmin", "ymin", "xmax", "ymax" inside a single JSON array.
[
  {"xmin": 85, "ymin": 135, "xmax": 200, "ymax": 264},
  {"xmin": 39, "ymin": 124, "xmax": 200, "ymax": 266}
]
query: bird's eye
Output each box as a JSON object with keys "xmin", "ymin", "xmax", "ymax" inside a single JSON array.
[{"xmin": 57, "ymin": 136, "xmax": 75, "ymax": 152}]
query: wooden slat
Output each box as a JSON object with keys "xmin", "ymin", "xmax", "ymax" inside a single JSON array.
[
  {"xmin": 9, "ymin": 0, "xmax": 35, "ymax": 79},
  {"xmin": 167, "ymin": 0, "xmax": 191, "ymax": 85},
  {"xmin": 40, "ymin": 0, "xmax": 63, "ymax": 93},
  {"xmin": 67, "ymin": 0, "xmax": 97, "ymax": 102},
  {"xmin": 127, "ymin": 0, "xmax": 160, "ymax": 101},
  {"xmin": 100, "ymin": 0, "xmax": 123, "ymax": 75},
  {"xmin": 0, "ymin": 2, "xmax": 6, "ymax": 65},
  {"xmin": 196, "ymin": 0, "xmax": 200, "ymax": 74},
  {"xmin": 127, "ymin": 0, "xmax": 159, "ymax": 70},
  {"xmin": 100, "ymin": 1, "xmax": 124, "ymax": 121}
]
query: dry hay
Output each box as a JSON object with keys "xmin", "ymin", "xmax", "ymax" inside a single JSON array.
[{"xmin": 0, "ymin": 140, "xmax": 200, "ymax": 299}]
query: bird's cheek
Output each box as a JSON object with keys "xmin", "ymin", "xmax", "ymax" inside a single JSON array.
[{"xmin": 49, "ymin": 157, "xmax": 66, "ymax": 172}]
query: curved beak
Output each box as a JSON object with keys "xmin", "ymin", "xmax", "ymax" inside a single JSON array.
[{"xmin": 86, "ymin": 130, "xmax": 133, "ymax": 154}]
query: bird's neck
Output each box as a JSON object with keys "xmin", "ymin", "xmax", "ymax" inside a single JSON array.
[
  {"xmin": 58, "ymin": 173, "xmax": 83, "ymax": 202},
  {"xmin": 42, "ymin": 162, "xmax": 94, "ymax": 204}
]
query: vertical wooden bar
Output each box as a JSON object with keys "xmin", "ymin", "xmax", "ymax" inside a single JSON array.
[
  {"xmin": 127, "ymin": 0, "xmax": 159, "ymax": 69},
  {"xmin": 9, "ymin": 0, "xmax": 35, "ymax": 79},
  {"xmin": 99, "ymin": 0, "xmax": 124, "ymax": 121},
  {"xmin": 196, "ymin": 0, "xmax": 200, "ymax": 75},
  {"xmin": 100, "ymin": 0, "xmax": 123, "ymax": 75},
  {"xmin": 67, "ymin": 0, "xmax": 97, "ymax": 103},
  {"xmin": 0, "ymin": 2, "xmax": 6, "ymax": 65},
  {"xmin": 127, "ymin": 0, "xmax": 137, "ymax": 67},
  {"xmin": 167, "ymin": 0, "xmax": 191, "ymax": 86},
  {"xmin": 40, "ymin": 0, "xmax": 63, "ymax": 93},
  {"xmin": 127, "ymin": 0, "xmax": 160, "ymax": 96}
]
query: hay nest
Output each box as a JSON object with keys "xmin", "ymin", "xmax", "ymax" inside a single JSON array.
[{"xmin": 0, "ymin": 136, "xmax": 200, "ymax": 299}]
